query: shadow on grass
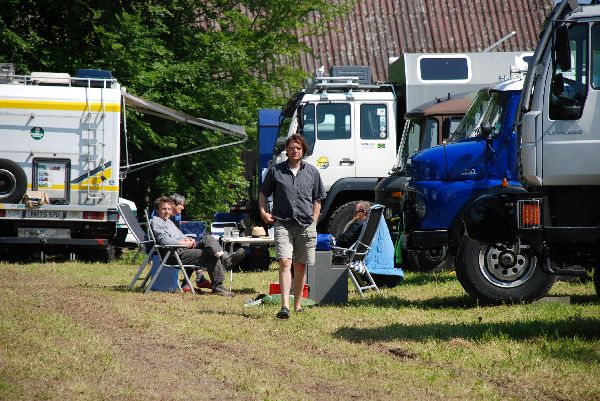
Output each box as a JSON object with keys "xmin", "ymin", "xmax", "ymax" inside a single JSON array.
[
  {"xmin": 106, "ymin": 284, "xmax": 257, "ymax": 295},
  {"xmin": 347, "ymin": 294, "xmax": 478, "ymax": 309},
  {"xmin": 334, "ymin": 316, "xmax": 600, "ymax": 345},
  {"xmin": 401, "ymin": 273, "xmax": 458, "ymax": 286}
]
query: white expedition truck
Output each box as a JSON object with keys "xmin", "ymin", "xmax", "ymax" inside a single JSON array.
[
  {"xmin": 0, "ymin": 65, "xmax": 246, "ymax": 261},
  {"xmin": 269, "ymin": 54, "xmax": 534, "ymax": 235},
  {"xmin": 461, "ymin": 0, "xmax": 600, "ymax": 302}
]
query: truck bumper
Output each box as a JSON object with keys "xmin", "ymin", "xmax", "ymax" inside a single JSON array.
[{"xmin": 404, "ymin": 229, "xmax": 449, "ymax": 249}]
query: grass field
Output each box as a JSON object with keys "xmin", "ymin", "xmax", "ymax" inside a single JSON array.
[{"xmin": 0, "ymin": 257, "xmax": 598, "ymax": 401}]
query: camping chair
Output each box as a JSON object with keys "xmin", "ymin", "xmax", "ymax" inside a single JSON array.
[
  {"xmin": 331, "ymin": 204, "xmax": 383, "ymax": 298},
  {"xmin": 118, "ymin": 204, "xmax": 196, "ymax": 294}
]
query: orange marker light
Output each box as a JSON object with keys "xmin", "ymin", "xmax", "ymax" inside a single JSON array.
[
  {"xmin": 521, "ymin": 203, "xmax": 540, "ymax": 226},
  {"xmin": 501, "ymin": 178, "xmax": 508, "ymax": 188}
]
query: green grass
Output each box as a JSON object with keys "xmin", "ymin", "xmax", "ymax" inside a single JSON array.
[{"xmin": 0, "ymin": 258, "xmax": 598, "ymax": 401}]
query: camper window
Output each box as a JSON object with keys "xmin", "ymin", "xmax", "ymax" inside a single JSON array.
[
  {"xmin": 360, "ymin": 104, "xmax": 387, "ymax": 140},
  {"xmin": 316, "ymin": 103, "xmax": 351, "ymax": 140},
  {"xmin": 418, "ymin": 56, "xmax": 470, "ymax": 82}
]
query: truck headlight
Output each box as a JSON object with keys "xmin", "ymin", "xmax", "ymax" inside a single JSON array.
[
  {"xmin": 407, "ymin": 192, "xmax": 426, "ymax": 219},
  {"xmin": 414, "ymin": 196, "xmax": 426, "ymax": 219}
]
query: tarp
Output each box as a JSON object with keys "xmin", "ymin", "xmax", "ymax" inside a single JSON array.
[{"xmin": 364, "ymin": 214, "xmax": 404, "ymax": 286}]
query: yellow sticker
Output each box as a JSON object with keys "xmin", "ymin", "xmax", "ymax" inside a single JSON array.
[{"xmin": 316, "ymin": 156, "xmax": 329, "ymax": 169}]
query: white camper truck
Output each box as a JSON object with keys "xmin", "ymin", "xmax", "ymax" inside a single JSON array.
[
  {"xmin": 0, "ymin": 65, "xmax": 245, "ymax": 261},
  {"xmin": 270, "ymin": 52, "xmax": 532, "ymax": 235}
]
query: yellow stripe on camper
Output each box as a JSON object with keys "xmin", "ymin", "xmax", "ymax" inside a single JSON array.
[
  {"xmin": 26, "ymin": 184, "xmax": 119, "ymax": 191},
  {"xmin": 0, "ymin": 100, "xmax": 121, "ymax": 113}
]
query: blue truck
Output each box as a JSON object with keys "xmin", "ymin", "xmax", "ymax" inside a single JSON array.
[{"xmin": 400, "ymin": 75, "xmax": 555, "ymax": 302}]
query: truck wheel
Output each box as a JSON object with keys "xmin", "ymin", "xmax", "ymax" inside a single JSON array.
[
  {"xmin": 455, "ymin": 236, "xmax": 554, "ymax": 304},
  {"xmin": 328, "ymin": 201, "xmax": 363, "ymax": 236},
  {"xmin": 594, "ymin": 267, "xmax": 600, "ymax": 299},
  {"xmin": 407, "ymin": 248, "xmax": 450, "ymax": 273},
  {"xmin": 0, "ymin": 159, "xmax": 27, "ymax": 203}
]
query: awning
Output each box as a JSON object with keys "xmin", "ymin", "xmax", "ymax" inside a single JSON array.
[
  {"xmin": 120, "ymin": 91, "xmax": 247, "ymax": 172},
  {"xmin": 122, "ymin": 92, "xmax": 246, "ymax": 139}
]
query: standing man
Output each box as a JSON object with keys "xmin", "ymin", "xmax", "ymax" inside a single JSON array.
[
  {"xmin": 151, "ymin": 196, "xmax": 236, "ymax": 297},
  {"xmin": 259, "ymin": 134, "xmax": 325, "ymax": 319}
]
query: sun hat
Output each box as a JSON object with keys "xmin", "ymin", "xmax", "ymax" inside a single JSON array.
[{"xmin": 251, "ymin": 226, "xmax": 267, "ymax": 237}]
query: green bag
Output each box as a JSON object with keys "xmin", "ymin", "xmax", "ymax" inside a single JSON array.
[{"xmin": 394, "ymin": 230, "xmax": 403, "ymax": 264}]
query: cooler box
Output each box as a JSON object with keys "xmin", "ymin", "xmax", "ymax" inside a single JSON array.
[
  {"xmin": 306, "ymin": 251, "xmax": 348, "ymax": 305},
  {"xmin": 149, "ymin": 255, "xmax": 179, "ymax": 292}
]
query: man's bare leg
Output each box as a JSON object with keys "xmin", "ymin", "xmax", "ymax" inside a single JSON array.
[
  {"xmin": 292, "ymin": 262, "xmax": 306, "ymax": 312},
  {"xmin": 278, "ymin": 258, "xmax": 293, "ymax": 310}
]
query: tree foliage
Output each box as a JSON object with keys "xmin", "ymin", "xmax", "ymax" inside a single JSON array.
[{"xmin": 0, "ymin": 0, "xmax": 353, "ymax": 219}]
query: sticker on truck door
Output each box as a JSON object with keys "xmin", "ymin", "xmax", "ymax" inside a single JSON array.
[{"xmin": 316, "ymin": 156, "xmax": 329, "ymax": 169}]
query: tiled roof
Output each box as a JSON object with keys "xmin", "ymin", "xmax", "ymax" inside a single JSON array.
[{"xmin": 298, "ymin": 0, "xmax": 554, "ymax": 81}]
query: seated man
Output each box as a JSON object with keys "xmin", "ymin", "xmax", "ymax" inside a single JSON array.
[
  {"xmin": 151, "ymin": 196, "xmax": 242, "ymax": 297},
  {"xmin": 335, "ymin": 201, "xmax": 372, "ymax": 248},
  {"xmin": 168, "ymin": 193, "xmax": 245, "ymax": 290}
]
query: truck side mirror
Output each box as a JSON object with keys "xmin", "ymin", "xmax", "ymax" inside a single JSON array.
[
  {"xmin": 480, "ymin": 122, "xmax": 493, "ymax": 138},
  {"xmin": 296, "ymin": 105, "xmax": 304, "ymax": 134},
  {"xmin": 274, "ymin": 136, "xmax": 287, "ymax": 155},
  {"xmin": 555, "ymin": 25, "xmax": 571, "ymax": 72}
]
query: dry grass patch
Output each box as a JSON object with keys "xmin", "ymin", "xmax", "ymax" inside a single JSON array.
[{"xmin": 0, "ymin": 260, "xmax": 599, "ymax": 401}]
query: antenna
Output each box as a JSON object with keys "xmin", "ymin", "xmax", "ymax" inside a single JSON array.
[{"xmin": 483, "ymin": 31, "xmax": 516, "ymax": 53}]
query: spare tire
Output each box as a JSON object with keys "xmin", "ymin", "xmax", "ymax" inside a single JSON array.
[
  {"xmin": 0, "ymin": 159, "xmax": 27, "ymax": 203},
  {"xmin": 328, "ymin": 200, "xmax": 362, "ymax": 236}
]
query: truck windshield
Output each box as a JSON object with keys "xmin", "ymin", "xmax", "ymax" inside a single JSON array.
[
  {"xmin": 450, "ymin": 90, "xmax": 510, "ymax": 142},
  {"xmin": 392, "ymin": 118, "xmax": 422, "ymax": 172},
  {"xmin": 450, "ymin": 89, "xmax": 491, "ymax": 141}
]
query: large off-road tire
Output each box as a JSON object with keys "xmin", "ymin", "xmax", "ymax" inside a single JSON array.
[
  {"xmin": 328, "ymin": 200, "xmax": 364, "ymax": 236},
  {"xmin": 455, "ymin": 236, "xmax": 555, "ymax": 305},
  {"xmin": 406, "ymin": 247, "xmax": 451, "ymax": 273},
  {"xmin": 594, "ymin": 267, "xmax": 600, "ymax": 299},
  {"xmin": 0, "ymin": 159, "xmax": 27, "ymax": 203}
]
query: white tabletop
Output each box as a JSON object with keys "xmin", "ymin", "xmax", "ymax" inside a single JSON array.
[{"xmin": 221, "ymin": 236, "xmax": 274, "ymax": 245}]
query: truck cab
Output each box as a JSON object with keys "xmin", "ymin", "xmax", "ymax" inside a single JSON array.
[
  {"xmin": 402, "ymin": 76, "xmax": 529, "ymax": 293},
  {"xmin": 462, "ymin": 0, "xmax": 600, "ymax": 301},
  {"xmin": 374, "ymin": 96, "xmax": 471, "ymax": 271},
  {"xmin": 271, "ymin": 66, "xmax": 400, "ymax": 234}
]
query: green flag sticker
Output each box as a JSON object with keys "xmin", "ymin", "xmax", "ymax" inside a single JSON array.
[{"xmin": 30, "ymin": 127, "xmax": 45, "ymax": 140}]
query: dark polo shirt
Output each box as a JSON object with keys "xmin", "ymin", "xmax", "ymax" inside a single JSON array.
[{"xmin": 261, "ymin": 160, "xmax": 325, "ymax": 228}]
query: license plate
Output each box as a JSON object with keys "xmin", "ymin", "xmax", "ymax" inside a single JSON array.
[{"xmin": 25, "ymin": 210, "xmax": 63, "ymax": 219}]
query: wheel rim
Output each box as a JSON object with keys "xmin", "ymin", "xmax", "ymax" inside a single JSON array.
[
  {"xmin": 0, "ymin": 169, "xmax": 16, "ymax": 197},
  {"xmin": 478, "ymin": 244, "xmax": 536, "ymax": 288}
]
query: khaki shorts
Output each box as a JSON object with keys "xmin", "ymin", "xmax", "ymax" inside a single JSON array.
[{"xmin": 274, "ymin": 220, "xmax": 317, "ymax": 265}]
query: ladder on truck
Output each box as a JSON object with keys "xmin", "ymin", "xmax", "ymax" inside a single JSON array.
[{"xmin": 82, "ymin": 82, "xmax": 108, "ymax": 200}]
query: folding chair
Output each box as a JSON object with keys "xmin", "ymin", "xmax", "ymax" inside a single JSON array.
[
  {"xmin": 118, "ymin": 204, "xmax": 196, "ymax": 294},
  {"xmin": 332, "ymin": 204, "xmax": 383, "ymax": 298}
]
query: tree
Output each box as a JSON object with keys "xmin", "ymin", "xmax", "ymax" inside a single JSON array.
[{"xmin": 0, "ymin": 0, "xmax": 354, "ymax": 219}]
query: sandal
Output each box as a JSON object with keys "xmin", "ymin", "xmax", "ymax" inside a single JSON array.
[
  {"xmin": 295, "ymin": 307, "xmax": 304, "ymax": 313},
  {"xmin": 276, "ymin": 306, "xmax": 290, "ymax": 319}
]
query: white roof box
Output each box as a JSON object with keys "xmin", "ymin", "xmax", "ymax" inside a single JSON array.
[{"xmin": 31, "ymin": 72, "xmax": 71, "ymax": 85}]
